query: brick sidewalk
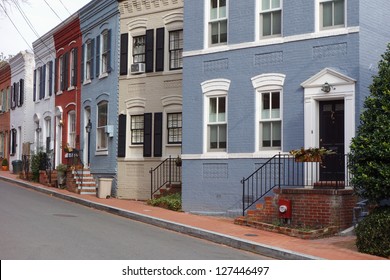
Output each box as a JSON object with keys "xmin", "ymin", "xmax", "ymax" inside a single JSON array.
[{"xmin": 0, "ymin": 171, "xmax": 387, "ymax": 260}]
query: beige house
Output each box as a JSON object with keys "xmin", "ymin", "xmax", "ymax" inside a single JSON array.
[{"xmin": 117, "ymin": 0, "xmax": 183, "ymax": 199}]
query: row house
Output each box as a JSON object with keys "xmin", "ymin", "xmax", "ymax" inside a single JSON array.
[
  {"xmin": 53, "ymin": 15, "xmax": 83, "ymax": 167},
  {"xmin": 0, "ymin": 61, "xmax": 11, "ymax": 162},
  {"xmin": 79, "ymin": 0, "xmax": 120, "ymax": 195},
  {"xmin": 9, "ymin": 51, "xmax": 35, "ymax": 170},
  {"xmin": 32, "ymin": 23, "xmax": 57, "ymax": 158},
  {"xmin": 181, "ymin": 0, "xmax": 390, "ymax": 215},
  {"xmin": 116, "ymin": 0, "xmax": 184, "ymax": 199}
]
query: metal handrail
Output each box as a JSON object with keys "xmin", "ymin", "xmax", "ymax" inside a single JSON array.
[
  {"xmin": 150, "ymin": 156, "xmax": 182, "ymax": 199},
  {"xmin": 66, "ymin": 149, "xmax": 84, "ymax": 189},
  {"xmin": 241, "ymin": 153, "xmax": 351, "ymax": 215}
]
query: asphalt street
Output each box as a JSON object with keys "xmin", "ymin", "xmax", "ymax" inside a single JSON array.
[{"xmin": 0, "ymin": 181, "xmax": 272, "ymax": 260}]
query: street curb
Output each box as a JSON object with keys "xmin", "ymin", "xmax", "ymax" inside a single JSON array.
[{"xmin": 1, "ymin": 176, "xmax": 322, "ymax": 260}]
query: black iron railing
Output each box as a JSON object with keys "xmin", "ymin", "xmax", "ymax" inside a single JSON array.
[
  {"xmin": 22, "ymin": 155, "xmax": 31, "ymax": 180},
  {"xmin": 241, "ymin": 153, "xmax": 351, "ymax": 215},
  {"xmin": 150, "ymin": 156, "xmax": 182, "ymax": 199},
  {"xmin": 66, "ymin": 149, "xmax": 84, "ymax": 189}
]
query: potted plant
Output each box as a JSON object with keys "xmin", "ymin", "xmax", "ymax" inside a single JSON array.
[
  {"xmin": 2, "ymin": 158, "xmax": 8, "ymax": 171},
  {"xmin": 175, "ymin": 155, "xmax": 182, "ymax": 167},
  {"xmin": 289, "ymin": 147, "xmax": 335, "ymax": 162},
  {"xmin": 56, "ymin": 164, "xmax": 68, "ymax": 188}
]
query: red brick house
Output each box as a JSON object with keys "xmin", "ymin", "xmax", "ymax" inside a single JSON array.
[
  {"xmin": 0, "ymin": 61, "xmax": 11, "ymax": 166},
  {"xmin": 53, "ymin": 15, "xmax": 82, "ymax": 167}
]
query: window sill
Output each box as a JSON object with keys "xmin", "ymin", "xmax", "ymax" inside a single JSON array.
[
  {"xmin": 67, "ymin": 86, "xmax": 75, "ymax": 91},
  {"xmin": 56, "ymin": 91, "xmax": 63, "ymax": 96},
  {"xmin": 166, "ymin": 143, "xmax": 181, "ymax": 147},
  {"xmin": 95, "ymin": 150, "xmax": 108, "ymax": 156},
  {"xmin": 83, "ymin": 79, "xmax": 92, "ymax": 86},
  {"xmin": 99, "ymin": 72, "xmax": 108, "ymax": 79}
]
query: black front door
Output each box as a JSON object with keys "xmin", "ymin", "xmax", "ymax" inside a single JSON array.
[{"xmin": 319, "ymin": 100, "xmax": 345, "ymax": 181}]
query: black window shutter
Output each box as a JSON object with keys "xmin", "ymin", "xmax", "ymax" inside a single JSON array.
[
  {"xmin": 54, "ymin": 58, "xmax": 58, "ymax": 93},
  {"xmin": 143, "ymin": 113, "xmax": 152, "ymax": 157},
  {"xmin": 19, "ymin": 79, "xmax": 24, "ymax": 106},
  {"xmin": 118, "ymin": 114, "xmax": 127, "ymax": 157},
  {"xmin": 39, "ymin": 67, "xmax": 43, "ymax": 99},
  {"xmin": 15, "ymin": 82, "xmax": 19, "ymax": 107},
  {"xmin": 64, "ymin": 52, "xmax": 69, "ymax": 90},
  {"xmin": 96, "ymin": 35, "xmax": 100, "ymax": 77},
  {"xmin": 11, "ymin": 129, "xmax": 16, "ymax": 155},
  {"xmin": 49, "ymin": 60, "xmax": 53, "ymax": 96},
  {"xmin": 153, "ymin": 112, "xmax": 163, "ymax": 157},
  {"xmin": 33, "ymin": 69, "xmax": 36, "ymax": 101},
  {"xmin": 120, "ymin": 33, "xmax": 128, "ymax": 75},
  {"xmin": 155, "ymin": 28, "xmax": 165, "ymax": 72},
  {"xmin": 81, "ymin": 44, "xmax": 84, "ymax": 83},
  {"xmin": 91, "ymin": 38, "xmax": 95, "ymax": 79},
  {"xmin": 107, "ymin": 29, "xmax": 112, "ymax": 73},
  {"xmin": 73, "ymin": 48, "xmax": 78, "ymax": 86},
  {"xmin": 42, "ymin": 65, "xmax": 46, "ymax": 98},
  {"xmin": 145, "ymin": 29, "xmax": 154, "ymax": 73}
]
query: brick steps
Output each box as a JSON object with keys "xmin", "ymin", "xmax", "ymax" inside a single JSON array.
[{"xmin": 153, "ymin": 183, "xmax": 181, "ymax": 199}]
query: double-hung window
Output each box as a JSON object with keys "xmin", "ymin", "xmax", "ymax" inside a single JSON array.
[
  {"xmin": 69, "ymin": 48, "xmax": 76, "ymax": 87},
  {"xmin": 97, "ymin": 101, "xmax": 108, "ymax": 150},
  {"xmin": 58, "ymin": 55, "xmax": 64, "ymax": 92},
  {"xmin": 259, "ymin": 92, "xmax": 281, "ymax": 148},
  {"xmin": 68, "ymin": 111, "xmax": 76, "ymax": 149},
  {"xmin": 133, "ymin": 36, "xmax": 146, "ymax": 63},
  {"xmin": 209, "ymin": 0, "xmax": 227, "ymax": 46},
  {"xmin": 167, "ymin": 113, "xmax": 182, "ymax": 144},
  {"xmin": 131, "ymin": 115, "xmax": 144, "ymax": 145},
  {"xmin": 101, "ymin": 30, "xmax": 109, "ymax": 74},
  {"xmin": 208, "ymin": 96, "xmax": 227, "ymax": 151},
  {"xmin": 260, "ymin": 0, "xmax": 282, "ymax": 37},
  {"xmin": 85, "ymin": 40, "xmax": 92, "ymax": 80},
  {"xmin": 320, "ymin": 0, "xmax": 345, "ymax": 29},
  {"xmin": 169, "ymin": 30, "xmax": 183, "ymax": 70}
]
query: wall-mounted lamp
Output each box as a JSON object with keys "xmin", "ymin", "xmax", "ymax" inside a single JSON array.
[
  {"xmin": 85, "ymin": 119, "xmax": 92, "ymax": 133},
  {"xmin": 36, "ymin": 127, "xmax": 41, "ymax": 133},
  {"xmin": 58, "ymin": 119, "xmax": 63, "ymax": 127},
  {"xmin": 321, "ymin": 82, "xmax": 335, "ymax": 93}
]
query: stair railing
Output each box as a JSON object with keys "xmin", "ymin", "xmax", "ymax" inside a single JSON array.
[
  {"xmin": 241, "ymin": 153, "xmax": 351, "ymax": 215},
  {"xmin": 66, "ymin": 149, "xmax": 84, "ymax": 189},
  {"xmin": 150, "ymin": 156, "xmax": 182, "ymax": 199}
]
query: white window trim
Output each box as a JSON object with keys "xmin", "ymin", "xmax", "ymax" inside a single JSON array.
[
  {"xmin": 125, "ymin": 97, "xmax": 146, "ymax": 159},
  {"xmin": 316, "ymin": 0, "xmax": 347, "ymax": 33},
  {"xmin": 161, "ymin": 95, "xmax": 183, "ymax": 156},
  {"xmin": 127, "ymin": 19, "xmax": 148, "ymax": 76},
  {"xmin": 257, "ymin": 0, "xmax": 283, "ymax": 40},
  {"xmin": 96, "ymin": 101, "xmax": 109, "ymax": 152},
  {"xmin": 252, "ymin": 73, "xmax": 285, "ymax": 155},
  {"xmin": 99, "ymin": 30, "xmax": 109, "ymax": 77},
  {"xmin": 204, "ymin": 0, "xmax": 229, "ymax": 49},
  {"xmin": 84, "ymin": 40, "xmax": 92, "ymax": 84},
  {"xmin": 163, "ymin": 12, "xmax": 184, "ymax": 73},
  {"xmin": 201, "ymin": 78, "xmax": 230, "ymax": 156}
]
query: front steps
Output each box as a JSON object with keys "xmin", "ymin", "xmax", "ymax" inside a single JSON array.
[
  {"xmin": 68, "ymin": 169, "xmax": 97, "ymax": 195},
  {"xmin": 152, "ymin": 183, "xmax": 181, "ymax": 199}
]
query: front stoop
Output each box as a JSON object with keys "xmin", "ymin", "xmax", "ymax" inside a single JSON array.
[{"xmin": 68, "ymin": 169, "xmax": 97, "ymax": 195}]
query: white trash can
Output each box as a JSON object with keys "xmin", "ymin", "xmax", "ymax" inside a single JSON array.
[{"xmin": 97, "ymin": 178, "xmax": 113, "ymax": 198}]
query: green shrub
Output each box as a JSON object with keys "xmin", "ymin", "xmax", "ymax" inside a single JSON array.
[
  {"xmin": 147, "ymin": 193, "xmax": 182, "ymax": 211},
  {"xmin": 355, "ymin": 207, "xmax": 390, "ymax": 258},
  {"xmin": 31, "ymin": 152, "xmax": 47, "ymax": 182}
]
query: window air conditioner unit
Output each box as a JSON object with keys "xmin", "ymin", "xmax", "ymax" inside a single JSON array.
[
  {"xmin": 105, "ymin": 125, "xmax": 114, "ymax": 137},
  {"xmin": 130, "ymin": 63, "xmax": 145, "ymax": 74}
]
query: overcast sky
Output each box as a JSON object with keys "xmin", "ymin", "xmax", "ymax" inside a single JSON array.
[{"xmin": 0, "ymin": 0, "xmax": 91, "ymax": 57}]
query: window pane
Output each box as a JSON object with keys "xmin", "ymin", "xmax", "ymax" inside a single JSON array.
[
  {"xmin": 262, "ymin": 13, "xmax": 271, "ymax": 36},
  {"xmin": 272, "ymin": 0, "xmax": 280, "ymax": 9},
  {"xmin": 210, "ymin": 125, "xmax": 218, "ymax": 149},
  {"xmin": 219, "ymin": 124, "xmax": 226, "ymax": 148},
  {"xmin": 220, "ymin": 20, "xmax": 227, "ymax": 43},
  {"xmin": 98, "ymin": 102, "xmax": 108, "ymax": 127},
  {"xmin": 262, "ymin": 122, "xmax": 271, "ymax": 147},
  {"xmin": 210, "ymin": 0, "xmax": 218, "ymax": 19},
  {"xmin": 322, "ymin": 2, "xmax": 333, "ymax": 27},
  {"xmin": 272, "ymin": 121, "xmax": 281, "ymax": 147},
  {"xmin": 211, "ymin": 22, "xmax": 219, "ymax": 44},
  {"xmin": 262, "ymin": 0, "xmax": 270, "ymax": 10},
  {"xmin": 209, "ymin": 98, "xmax": 217, "ymax": 122},
  {"xmin": 219, "ymin": 0, "xmax": 226, "ymax": 18},
  {"xmin": 271, "ymin": 92, "xmax": 280, "ymax": 118},
  {"xmin": 272, "ymin": 11, "xmax": 281, "ymax": 35},
  {"xmin": 218, "ymin": 97, "xmax": 226, "ymax": 122},
  {"xmin": 262, "ymin": 93, "xmax": 270, "ymax": 119},
  {"xmin": 334, "ymin": 0, "xmax": 344, "ymax": 25}
]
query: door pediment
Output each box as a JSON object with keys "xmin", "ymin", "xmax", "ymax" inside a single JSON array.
[{"xmin": 301, "ymin": 68, "xmax": 356, "ymax": 89}]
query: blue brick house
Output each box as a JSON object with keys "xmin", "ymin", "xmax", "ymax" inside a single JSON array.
[
  {"xmin": 182, "ymin": 0, "xmax": 390, "ymax": 216},
  {"xmin": 79, "ymin": 0, "xmax": 120, "ymax": 195}
]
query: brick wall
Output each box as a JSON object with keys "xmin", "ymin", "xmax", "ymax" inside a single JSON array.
[{"xmin": 275, "ymin": 188, "xmax": 357, "ymax": 230}]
